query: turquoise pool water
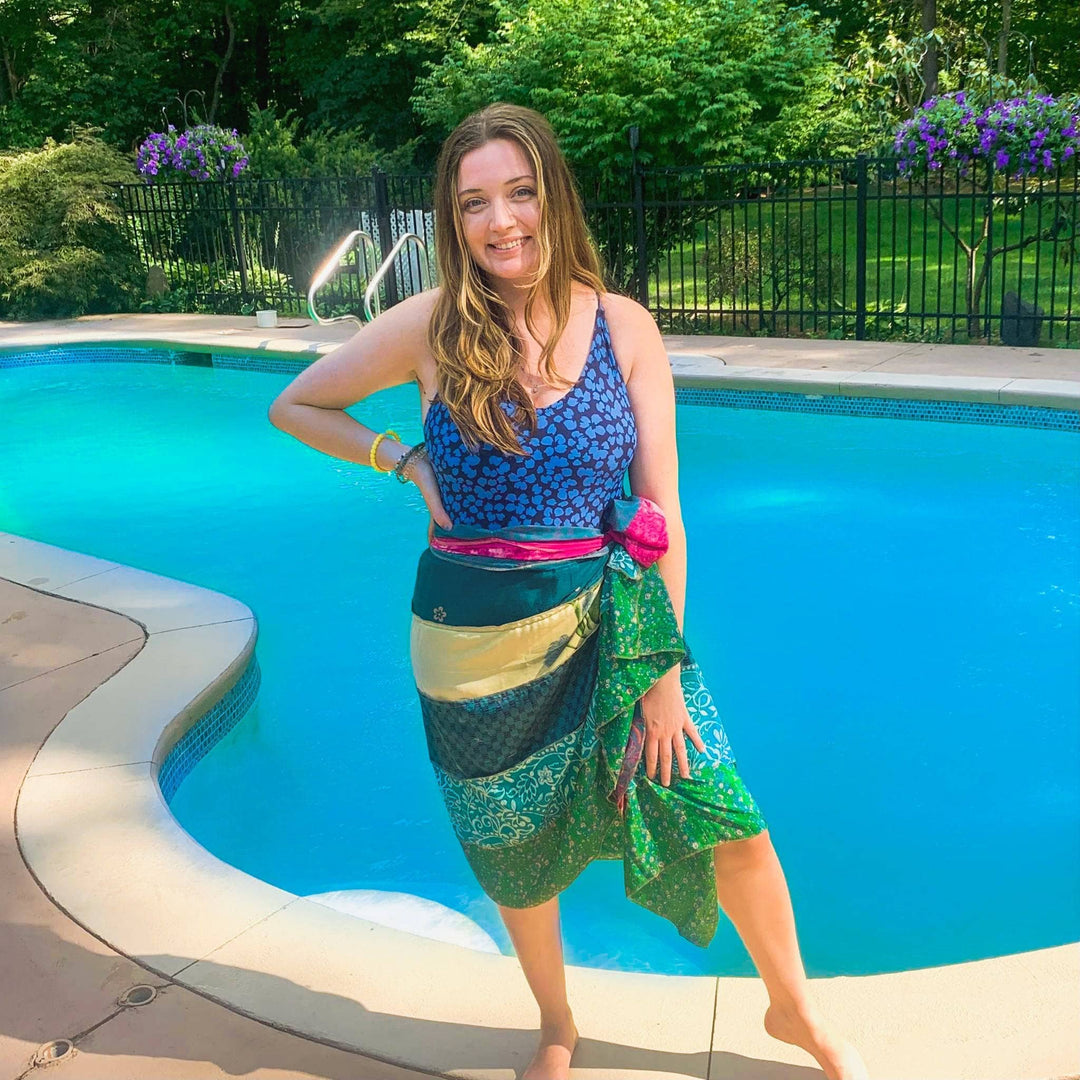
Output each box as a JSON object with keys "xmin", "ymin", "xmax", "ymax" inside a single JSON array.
[{"xmin": 3, "ymin": 356, "xmax": 1078, "ymax": 977}]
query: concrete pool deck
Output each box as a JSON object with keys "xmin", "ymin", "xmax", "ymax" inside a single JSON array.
[
  {"xmin": 2, "ymin": 314, "xmax": 1079, "ymax": 1080},
  {"xmin": 3, "ymin": 312, "xmax": 1080, "ymax": 406}
]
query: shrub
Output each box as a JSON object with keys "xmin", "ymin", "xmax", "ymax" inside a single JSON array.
[
  {"xmin": 412, "ymin": 0, "xmax": 839, "ymax": 175},
  {"xmin": 890, "ymin": 91, "xmax": 1080, "ymax": 341},
  {"xmin": 242, "ymin": 105, "xmax": 416, "ymax": 180},
  {"xmin": 702, "ymin": 217, "xmax": 846, "ymax": 333},
  {"xmin": 0, "ymin": 134, "xmax": 145, "ymax": 320},
  {"xmin": 138, "ymin": 262, "xmax": 296, "ymax": 315}
]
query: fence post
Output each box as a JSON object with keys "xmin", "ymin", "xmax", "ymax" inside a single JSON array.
[
  {"xmin": 372, "ymin": 167, "xmax": 399, "ymax": 307},
  {"xmin": 983, "ymin": 157, "xmax": 995, "ymax": 342},
  {"xmin": 854, "ymin": 153, "xmax": 867, "ymax": 340},
  {"xmin": 227, "ymin": 179, "xmax": 250, "ymax": 299},
  {"xmin": 629, "ymin": 127, "xmax": 648, "ymax": 308}
]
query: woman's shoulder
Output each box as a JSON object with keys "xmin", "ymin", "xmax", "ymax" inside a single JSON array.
[
  {"xmin": 599, "ymin": 291, "xmax": 665, "ymax": 383},
  {"xmin": 599, "ymin": 290, "xmax": 658, "ymax": 327},
  {"xmin": 379, "ymin": 284, "xmax": 442, "ymax": 327},
  {"xmin": 365, "ymin": 286, "xmax": 441, "ymax": 391}
]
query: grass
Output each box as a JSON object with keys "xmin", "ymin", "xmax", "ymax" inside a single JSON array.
[{"xmin": 647, "ymin": 180, "xmax": 1080, "ymax": 346}]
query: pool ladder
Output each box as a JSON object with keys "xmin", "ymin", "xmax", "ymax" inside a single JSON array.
[{"xmin": 307, "ymin": 230, "xmax": 431, "ymax": 327}]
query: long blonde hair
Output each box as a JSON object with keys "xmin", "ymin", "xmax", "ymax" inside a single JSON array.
[{"xmin": 428, "ymin": 103, "xmax": 605, "ymax": 454}]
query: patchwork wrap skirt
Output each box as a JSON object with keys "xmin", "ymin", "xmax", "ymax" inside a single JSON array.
[{"xmin": 409, "ymin": 497, "xmax": 766, "ymax": 947}]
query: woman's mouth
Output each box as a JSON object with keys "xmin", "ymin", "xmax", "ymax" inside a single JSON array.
[{"xmin": 489, "ymin": 237, "xmax": 530, "ymax": 252}]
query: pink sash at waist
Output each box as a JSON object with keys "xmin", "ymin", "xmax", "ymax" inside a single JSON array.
[
  {"xmin": 428, "ymin": 496, "xmax": 670, "ymax": 569},
  {"xmin": 429, "ymin": 535, "xmax": 607, "ymax": 561}
]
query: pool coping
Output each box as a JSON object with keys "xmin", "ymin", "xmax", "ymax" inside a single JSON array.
[
  {"xmin": 1, "ymin": 322, "xmax": 1078, "ymax": 410},
  {"xmin": 5, "ymin": 529, "xmax": 1079, "ymax": 1080}
]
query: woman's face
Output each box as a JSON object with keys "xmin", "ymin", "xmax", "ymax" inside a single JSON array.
[{"xmin": 456, "ymin": 138, "xmax": 541, "ymax": 286}]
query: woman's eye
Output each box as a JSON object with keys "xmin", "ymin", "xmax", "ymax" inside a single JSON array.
[
  {"xmin": 513, "ymin": 187, "xmax": 536, "ymax": 199},
  {"xmin": 462, "ymin": 198, "xmax": 483, "ymax": 211}
]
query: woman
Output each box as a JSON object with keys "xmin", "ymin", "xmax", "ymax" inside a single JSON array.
[{"xmin": 269, "ymin": 103, "xmax": 867, "ymax": 1080}]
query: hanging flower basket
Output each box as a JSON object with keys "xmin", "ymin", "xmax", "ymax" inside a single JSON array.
[
  {"xmin": 136, "ymin": 124, "xmax": 249, "ymax": 183},
  {"xmin": 893, "ymin": 91, "xmax": 1079, "ymax": 180}
]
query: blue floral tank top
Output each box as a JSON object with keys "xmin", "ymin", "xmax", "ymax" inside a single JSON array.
[{"xmin": 423, "ymin": 298, "xmax": 637, "ymax": 530}]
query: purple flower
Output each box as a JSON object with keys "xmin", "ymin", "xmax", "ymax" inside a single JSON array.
[{"xmin": 995, "ymin": 149, "xmax": 1010, "ymax": 167}]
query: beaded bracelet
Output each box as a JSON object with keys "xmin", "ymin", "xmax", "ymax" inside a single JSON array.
[
  {"xmin": 393, "ymin": 441, "xmax": 427, "ymax": 484},
  {"xmin": 369, "ymin": 429, "xmax": 400, "ymax": 472}
]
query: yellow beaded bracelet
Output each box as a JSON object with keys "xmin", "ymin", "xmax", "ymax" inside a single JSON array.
[{"xmin": 369, "ymin": 429, "xmax": 400, "ymax": 472}]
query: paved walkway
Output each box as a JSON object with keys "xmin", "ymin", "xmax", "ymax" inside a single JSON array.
[{"xmin": 1, "ymin": 579, "xmax": 429, "ymax": 1080}]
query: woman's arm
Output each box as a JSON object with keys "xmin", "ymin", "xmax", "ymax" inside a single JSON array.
[
  {"xmin": 606, "ymin": 295, "xmax": 703, "ymax": 786},
  {"xmin": 268, "ymin": 288, "xmax": 450, "ymax": 528},
  {"xmin": 606, "ymin": 293, "xmax": 687, "ymax": 628}
]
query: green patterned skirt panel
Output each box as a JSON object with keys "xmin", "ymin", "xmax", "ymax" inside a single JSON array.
[{"xmin": 410, "ymin": 541, "xmax": 767, "ymax": 948}]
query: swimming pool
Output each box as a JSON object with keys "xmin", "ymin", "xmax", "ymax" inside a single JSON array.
[{"xmin": 4, "ymin": 348, "xmax": 1078, "ymax": 978}]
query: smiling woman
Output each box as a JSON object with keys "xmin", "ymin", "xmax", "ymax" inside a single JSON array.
[{"xmin": 267, "ymin": 102, "xmax": 868, "ymax": 1080}]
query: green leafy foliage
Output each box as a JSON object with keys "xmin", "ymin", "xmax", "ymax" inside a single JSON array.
[
  {"xmin": 0, "ymin": 134, "xmax": 145, "ymax": 318},
  {"xmin": 282, "ymin": 0, "xmax": 497, "ymax": 159},
  {"xmin": 242, "ymin": 105, "xmax": 417, "ymax": 179},
  {"xmin": 412, "ymin": 0, "xmax": 844, "ymax": 173},
  {"xmin": 137, "ymin": 261, "xmax": 295, "ymax": 314}
]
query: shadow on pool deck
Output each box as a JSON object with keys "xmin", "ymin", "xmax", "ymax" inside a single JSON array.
[
  {"xmin": 1, "ymin": 577, "xmax": 829, "ymax": 1080},
  {"xmin": 3, "ymin": 578, "xmax": 1078, "ymax": 1080}
]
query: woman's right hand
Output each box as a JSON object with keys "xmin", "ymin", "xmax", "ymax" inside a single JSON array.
[{"xmin": 408, "ymin": 453, "xmax": 453, "ymax": 536}]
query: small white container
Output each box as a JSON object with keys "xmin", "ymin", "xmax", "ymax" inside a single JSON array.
[{"xmin": 255, "ymin": 309, "xmax": 278, "ymax": 329}]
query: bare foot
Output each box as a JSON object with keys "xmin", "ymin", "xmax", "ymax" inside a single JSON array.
[
  {"xmin": 764, "ymin": 1003, "xmax": 869, "ymax": 1080},
  {"xmin": 521, "ymin": 1009, "xmax": 578, "ymax": 1080}
]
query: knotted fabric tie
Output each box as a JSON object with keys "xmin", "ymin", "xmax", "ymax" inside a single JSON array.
[{"xmin": 601, "ymin": 496, "xmax": 669, "ymax": 568}]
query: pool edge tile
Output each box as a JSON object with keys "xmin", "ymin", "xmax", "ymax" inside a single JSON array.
[
  {"xmin": 998, "ymin": 378, "xmax": 1080, "ymax": 408},
  {"xmin": 838, "ymin": 371, "xmax": 1012, "ymax": 403},
  {"xmin": 52, "ymin": 563, "xmax": 254, "ymax": 634},
  {"xmin": 0, "ymin": 532, "xmax": 121, "ymax": 592},
  {"xmin": 25, "ymin": 619, "xmax": 256, "ymax": 777}
]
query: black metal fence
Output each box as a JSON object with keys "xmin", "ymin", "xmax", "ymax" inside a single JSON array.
[{"xmin": 113, "ymin": 153, "xmax": 1080, "ymax": 344}]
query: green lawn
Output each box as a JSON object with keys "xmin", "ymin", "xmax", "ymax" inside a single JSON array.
[{"xmin": 648, "ymin": 181, "xmax": 1080, "ymax": 344}]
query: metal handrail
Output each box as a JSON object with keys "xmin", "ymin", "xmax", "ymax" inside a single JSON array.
[
  {"xmin": 363, "ymin": 232, "xmax": 430, "ymax": 322},
  {"xmin": 307, "ymin": 229, "xmax": 379, "ymax": 327}
]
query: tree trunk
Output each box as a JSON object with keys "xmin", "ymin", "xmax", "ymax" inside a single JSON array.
[
  {"xmin": 208, "ymin": 3, "xmax": 236, "ymax": 125},
  {"xmin": 997, "ymin": 0, "xmax": 1012, "ymax": 77},
  {"xmin": 1, "ymin": 40, "xmax": 19, "ymax": 102},
  {"xmin": 921, "ymin": 0, "xmax": 938, "ymax": 100}
]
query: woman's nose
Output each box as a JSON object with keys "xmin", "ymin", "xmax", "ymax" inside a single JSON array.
[{"xmin": 489, "ymin": 196, "xmax": 515, "ymax": 230}]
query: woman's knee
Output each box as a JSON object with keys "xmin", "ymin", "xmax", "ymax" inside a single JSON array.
[{"xmin": 712, "ymin": 828, "xmax": 773, "ymax": 873}]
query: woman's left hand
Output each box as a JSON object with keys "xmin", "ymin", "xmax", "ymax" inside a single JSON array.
[{"xmin": 641, "ymin": 669, "xmax": 706, "ymax": 787}]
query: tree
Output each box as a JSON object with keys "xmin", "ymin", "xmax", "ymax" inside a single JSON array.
[
  {"xmin": 0, "ymin": 0, "xmax": 299, "ymax": 151},
  {"xmin": 412, "ymin": 0, "xmax": 843, "ymax": 175},
  {"xmin": 894, "ymin": 90, "xmax": 1080, "ymax": 340},
  {"xmin": 283, "ymin": 0, "xmax": 497, "ymax": 158}
]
